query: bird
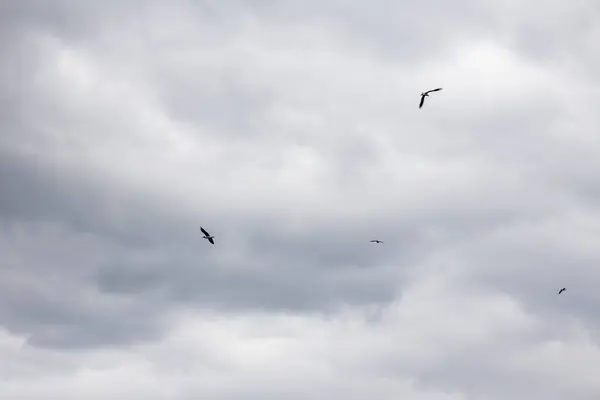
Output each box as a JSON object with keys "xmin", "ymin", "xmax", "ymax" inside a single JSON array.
[
  {"xmin": 558, "ymin": 287, "xmax": 566, "ymax": 295},
  {"xmin": 370, "ymin": 240, "xmax": 384, "ymax": 244},
  {"xmin": 419, "ymin": 87, "xmax": 443, "ymax": 108},
  {"xmin": 200, "ymin": 226, "xmax": 215, "ymax": 245}
]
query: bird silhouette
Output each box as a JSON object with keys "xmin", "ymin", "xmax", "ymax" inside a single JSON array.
[
  {"xmin": 419, "ymin": 87, "xmax": 443, "ymax": 108},
  {"xmin": 370, "ymin": 240, "xmax": 384, "ymax": 244},
  {"xmin": 558, "ymin": 288, "xmax": 566, "ymax": 295},
  {"xmin": 200, "ymin": 226, "xmax": 215, "ymax": 245}
]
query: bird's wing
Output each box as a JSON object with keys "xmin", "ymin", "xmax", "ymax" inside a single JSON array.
[
  {"xmin": 208, "ymin": 237, "xmax": 215, "ymax": 245},
  {"xmin": 419, "ymin": 95, "xmax": 425, "ymax": 108},
  {"xmin": 200, "ymin": 226, "xmax": 210, "ymax": 236},
  {"xmin": 428, "ymin": 88, "xmax": 442, "ymax": 93}
]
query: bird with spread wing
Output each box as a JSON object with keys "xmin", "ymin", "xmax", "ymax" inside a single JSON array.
[
  {"xmin": 200, "ymin": 226, "xmax": 215, "ymax": 245},
  {"xmin": 419, "ymin": 87, "xmax": 442, "ymax": 108}
]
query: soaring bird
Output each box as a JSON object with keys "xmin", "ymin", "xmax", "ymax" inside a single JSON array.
[
  {"xmin": 419, "ymin": 87, "xmax": 442, "ymax": 108},
  {"xmin": 370, "ymin": 240, "xmax": 384, "ymax": 244},
  {"xmin": 200, "ymin": 226, "xmax": 215, "ymax": 245},
  {"xmin": 558, "ymin": 287, "xmax": 566, "ymax": 295}
]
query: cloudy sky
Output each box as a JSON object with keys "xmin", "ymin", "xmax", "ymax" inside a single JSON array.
[{"xmin": 1, "ymin": 0, "xmax": 600, "ymax": 398}]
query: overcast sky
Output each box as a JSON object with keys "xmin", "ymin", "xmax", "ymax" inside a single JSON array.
[{"xmin": 1, "ymin": 0, "xmax": 600, "ymax": 399}]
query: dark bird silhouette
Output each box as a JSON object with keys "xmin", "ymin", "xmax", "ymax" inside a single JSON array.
[
  {"xmin": 200, "ymin": 226, "xmax": 215, "ymax": 245},
  {"xmin": 370, "ymin": 240, "xmax": 383, "ymax": 244},
  {"xmin": 558, "ymin": 288, "xmax": 566, "ymax": 295},
  {"xmin": 419, "ymin": 88, "xmax": 443, "ymax": 108}
]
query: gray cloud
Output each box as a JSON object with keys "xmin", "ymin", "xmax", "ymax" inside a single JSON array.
[{"xmin": 1, "ymin": 0, "xmax": 600, "ymax": 399}]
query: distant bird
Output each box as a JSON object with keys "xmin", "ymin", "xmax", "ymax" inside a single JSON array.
[
  {"xmin": 370, "ymin": 240, "xmax": 384, "ymax": 244},
  {"xmin": 200, "ymin": 226, "xmax": 215, "ymax": 245},
  {"xmin": 419, "ymin": 87, "xmax": 443, "ymax": 108},
  {"xmin": 558, "ymin": 287, "xmax": 566, "ymax": 295}
]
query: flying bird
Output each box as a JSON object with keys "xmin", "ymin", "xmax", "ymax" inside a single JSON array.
[
  {"xmin": 200, "ymin": 226, "xmax": 215, "ymax": 245},
  {"xmin": 370, "ymin": 240, "xmax": 384, "ymax": 244},
  {"xmin": 558, "ymin": 288, "xmax": 566, "ymax": 295},
  {"xmin": 419, "ymin": 87, "xmax": 443, "ymax": 108}
]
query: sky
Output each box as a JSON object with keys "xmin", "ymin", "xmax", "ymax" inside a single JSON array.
[{"xmin": 1, "ymin": 0, "xmax": 600, "ymax": 399}]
